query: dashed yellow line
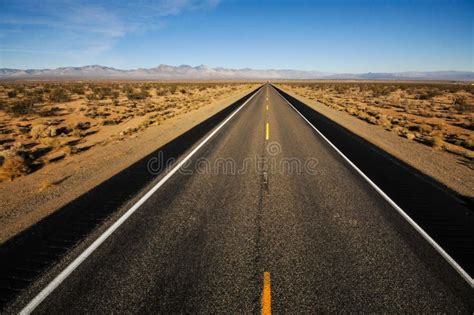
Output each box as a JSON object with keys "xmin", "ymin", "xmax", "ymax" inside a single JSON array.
[
  {"xmin": 265, "ymin": 123, "xmax": 270, "ymax": 140},
  {"xmin": 262, "ymin": 272, "xmax": 271, "ymax": 315},
  {"xmin": 266, "ymin": 104, "xmax": 269, "ymax": 111}
]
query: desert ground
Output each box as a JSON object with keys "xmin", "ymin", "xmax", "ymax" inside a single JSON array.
[
  {"xmin": 0, "ymin": 81, "xmax": 259, "ymax": 181},
  {"xmin": 276, "ymin": 81, "xmax": 474, "ymax": 197},
  {"xmin": 277, "ymin": 81, "xmax": 473, "ymax": 158},
  {"xmin": 0, "ymin": 81, "xmax": 259, "ymax": 242}
]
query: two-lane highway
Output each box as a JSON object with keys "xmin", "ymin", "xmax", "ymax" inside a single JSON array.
[{"xmin": 14, "ymin": 85, "xmax": 474, "ymax": 313}]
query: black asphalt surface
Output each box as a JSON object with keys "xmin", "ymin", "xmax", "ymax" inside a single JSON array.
[{"xmin": 9, "ymin": 85, "xmax": 474, "ymax": 312}]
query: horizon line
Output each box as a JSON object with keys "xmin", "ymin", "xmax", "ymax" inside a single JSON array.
[{"xmin": 1, "ymin": 64, "xmax": 473, "ymax": 74}]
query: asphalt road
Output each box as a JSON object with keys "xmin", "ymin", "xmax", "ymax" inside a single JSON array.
[{"xmin": 15, "ymin": 84, "xmax": 474, "ymax": 313}]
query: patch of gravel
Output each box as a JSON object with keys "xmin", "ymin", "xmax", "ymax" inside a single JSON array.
[{"xmin": 278, "ymin": 86, "xmax": 474, "ymax": 198}]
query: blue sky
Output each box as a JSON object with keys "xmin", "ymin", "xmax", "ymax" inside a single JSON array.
[{"xmin": 0, "ymin": 0, "xmax": 472, "ymax": 72}]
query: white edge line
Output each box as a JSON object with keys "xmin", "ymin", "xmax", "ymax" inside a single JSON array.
[
  {"xmin": 273, "ymin": 86, "xmax": 474, "ymax": 288},
  {"xmin": 19, "ymin": 87, "xmax": 262, "ymax": 314}
]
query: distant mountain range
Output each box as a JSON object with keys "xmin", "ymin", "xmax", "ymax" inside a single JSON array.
[{"xmin": 0, "ymin": 65, "xmax": 472, "ymax": 81}]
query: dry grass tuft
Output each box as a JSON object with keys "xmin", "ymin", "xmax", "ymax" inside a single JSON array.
[
  {"xmin": 0, "ymin": 156, "xmax": 31, "ymax": 181},
  {"xmin": 428, "ymin": 136, "xmax": 444, "ymax": 149}
]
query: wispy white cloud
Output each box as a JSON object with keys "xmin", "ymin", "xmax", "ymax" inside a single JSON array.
[{"xmin": 0, "ymin": 0, "xmax": 221, "ymax": 64}]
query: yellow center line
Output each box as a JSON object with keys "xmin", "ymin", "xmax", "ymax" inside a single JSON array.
[
  {"xmin": 265, "ymin": 122, "xmax": 270, "ymax": 140},
  {"xmin": 262, "ymin": 272, "xmax": 271, "ymax": 315},
  {"xmin": 266, "ymin": 104, "xmax": 269, "ymax": 111}
]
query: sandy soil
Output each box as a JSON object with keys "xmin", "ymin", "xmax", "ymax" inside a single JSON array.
[
  {"xmin": 276, "ymin": 82, "xmax": 473, "ymax": 158},
  {"xmin": 277, "ymin": 84, "xmax": 474, "ymax": 198},
  {"xmin": 0, "ymin": 84, "xmax": 258, "ymax": 243},
  {"xmin": 0, "ymin": 82, "xmax": 258, "ymax": 180}
]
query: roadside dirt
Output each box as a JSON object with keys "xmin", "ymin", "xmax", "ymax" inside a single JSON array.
[
  {"xmin": 0, "ymin": 84, "xmax": 258, "ymax": 243},
  {"xmin": 277, "ymin": 84, "xmax": 474, "ymax": 199}
]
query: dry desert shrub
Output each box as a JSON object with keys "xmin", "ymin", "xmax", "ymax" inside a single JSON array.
[
  {"xmin": 127, "ymin": 88, "xmax": 149, "ymax": 100},
  {"xmin": 405, "ymin": 133, "xmax": 416, "ymax": 141},
  {"xmin": 41, "ymin": 137, "xmax": 62, "ymax": 149},
  {"xmin": 7, "ymin": 90, "xmax": 17, "ymax": 98},
  {"xmin": 70, "ymin": 84, "xmax": 85, "ymax": 95},
  {"xmin": 8, "ymin": 99, "xmax": 35, "ymax": 115},
  {"xmin": 463, "ymin": 138, "xmax": 474, "ymax": 150},
  {"xmin": 428, "ymin": 135, "xmax": 444, "ymax": 149},
  {"xmin": 377, "ymin": 114, "xmax": 392, "ymax": 129},
  {"xmin": 454, "ymin": 96, "xmax": 472, "ymax": 113},
  {"xmin": 49, "ymin": 88, "xmax": 70, "ymax": 102},
  {"xmin": 30, "ymin": 124, "xmax": 48, "ymax": 138},
  {"xmin": 0, "ymin": 156, "xmax": 31, "ymax": 180}
]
